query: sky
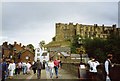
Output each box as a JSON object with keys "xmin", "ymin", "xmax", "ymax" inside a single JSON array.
[{"xmin": 1, "ymin": 0, "xmax": 120, "ymax": 48}]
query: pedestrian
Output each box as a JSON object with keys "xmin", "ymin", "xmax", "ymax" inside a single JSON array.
[
  {"xmin": 88, "ymin": 57, "xmax": 100, "ymax": 81},
  {"xmin": 59, "ymin": 60, "xmax": 62, "ymax": 69},
  {"xmin": 26, "ymin": 61, "xmax": 31, "ymax": 75},
  {"xmin": 43, "ymin": 60, "xmax": 46, "ymax": 69},
  {"xmin": 18, "ymin": 61, "xmax": 22, "ymax": 74},
  {"xmin": 0, "ymin": 58, "xmax": 2, "ymax": 81},
  {"xmin": 32, "ymin": 61, "xmax": 37, "ymax": 74},
  {"xmin": 57, "ymin": 58, "xmax": 61, "ymax": 69},
  {"xmin": 15, "ymin": 63, "xmax": 19, "ymax": 75},
  {"xmin": 36, "ymin": 59, "xmax": 42, "ymax": 79},
  {"xmin": 5, "ymin": 61, "xmax": 9, "ymax": 79},
  {"xmin": 48, "ymin": 58, "xmax": 54, "ymax": 78},
  {"xmin": 8, "ymin": 60, "xmax": 16, "ymax": 79},
  {"xmin": 104, "ymin": 54, "xmax": 114, "ymax": 81},
  {"xmin": 22, "ymin": 62, "xmax": 27, "ymax": 75},
  {"xmin": 54, "ymin": 58, "xmax": 60, "ymax": 78},
  {"xmin": 1, "ymin": 58, "xmax": 7, "ymax": 81},
  {"xmin": 44, "ymin": 60, "xmax": 49, "ymax": 79}
]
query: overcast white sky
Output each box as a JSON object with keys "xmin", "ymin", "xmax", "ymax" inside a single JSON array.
[{"xmin": 0, "ymin": 0, "xmax": 120, "ymax": 47}]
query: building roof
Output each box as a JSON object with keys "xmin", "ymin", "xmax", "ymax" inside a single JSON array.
[
  {"xmin": 71, "ymin": 54, "xmax": 88, "ymax": 58},
  {"xmin": 60, "ymin": 52, "xmax": 70, "ymax": 57},
  {"xmin": 21, "ymin": 49, "xmax": 34, "ymax": 54},
  {"xmin": 42, "ymin": 52, "xmax": 47, "ymax": 56}
]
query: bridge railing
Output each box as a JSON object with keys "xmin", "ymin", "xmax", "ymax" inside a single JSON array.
[{"xmin": 62, "ymin": 62, "xmax": 120, "ymax": 80}]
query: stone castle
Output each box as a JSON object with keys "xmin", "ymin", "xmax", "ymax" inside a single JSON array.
[
  {"xmin": 46, "ymin": 22, "xmax": 120, "ymax": 52},
  {"xmin": 54, "ymin": 23, "xmax": 120, "ymax": 42}
]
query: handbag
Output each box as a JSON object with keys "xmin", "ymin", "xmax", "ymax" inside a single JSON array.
[{"xmin": 106, "ymin": 76, "xmax": 111, "ymax": 81}]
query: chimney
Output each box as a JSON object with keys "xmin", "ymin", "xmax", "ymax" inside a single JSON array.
[
  {"xmin": 3, "ymin": 42, "xmax": 8, "ymax": 47},
  {"xmin": 112, "ymin": 24, "xmax": 116, "ymax": 28},
  {"xmin": 19, "ymin": 43, "xmax": 22, "ymax": 46},
  {"xmin": 94, "ymin": 24, "xmax": 97, "ymax": 27},
  {"xmin": 14, "ymin": 41, "xmax": 17, "ymax": 45},
  {"xmin": 4, "ymin": 42, "xmax": 8, "ymax": 46},
  {"xmin": 22, "ymin": 45, "xmax": 25, "ymax": 49},
  {"xmin": 102, "ymin": 24, "xmax": 104, "ymax": 27}
]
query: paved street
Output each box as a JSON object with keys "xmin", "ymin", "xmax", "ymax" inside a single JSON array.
[{"xmin": 12, "ymin": 69, "xmax": 78, "ymax": 79}]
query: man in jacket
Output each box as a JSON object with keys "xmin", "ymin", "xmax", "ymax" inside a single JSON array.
[
  {"xmin": 36, "ymin": 59, "xmax": 42, "ymax": 79},
  {"xmin": 104, "ymin": 54, "xmax": 114, "ymax": 81}
]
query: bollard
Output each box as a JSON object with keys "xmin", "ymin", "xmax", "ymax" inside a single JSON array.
[{"xmin": 78, "ymin": 64, "xmax": 87, "ymax": 79}]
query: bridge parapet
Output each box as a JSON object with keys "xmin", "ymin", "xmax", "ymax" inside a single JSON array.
[{"xmin": 62, "ymin": 62, "xmax": 120, "ymax": 80}]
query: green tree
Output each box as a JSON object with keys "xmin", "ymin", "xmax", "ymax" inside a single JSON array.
[
  {"xmin": 71, "ymin": 35, "xmax": 80, "ymax": 53},
  {"xmin": 70, "ymin": 33, "xmax": 120, "ymax": 64},
  {"xmin": 39, "ymin": 40, "xmax": 45, "ymax": 50},
  {"xmin": 84, "ymin": 38, "xmax": 107, "ymax": 62},
  {"xmin": 106, "ymin": 32, "xmax": 120, "ymax": 63}
]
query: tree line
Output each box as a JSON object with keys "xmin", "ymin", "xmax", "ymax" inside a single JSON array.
[{"xmin": 71, "ymin": 33, "xmax": 120, "ymax": 64}]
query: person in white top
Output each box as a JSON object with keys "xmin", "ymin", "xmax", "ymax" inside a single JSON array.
[
  {"xmin": 26, "ymin": 61, "xmax": 31, "ymax": 74},
  {"xmin": 48, "ymin": 58, "xmax": 54, "ymax": 79},
  {"xmin": 8, "ymin": 60, "xmax": 16, "ymax": 79},
  {"xmin": 88, "ymin": 57, "xmax": 100, "ymax": 80}
]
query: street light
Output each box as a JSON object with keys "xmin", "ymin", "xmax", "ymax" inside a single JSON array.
[
  {"xmin": 77, "ymin": 37, "xmax": 86, "ymax": 79},
  {"xmin": 78, "ymin": 37, "xmax": 83, "ymax": 64}
]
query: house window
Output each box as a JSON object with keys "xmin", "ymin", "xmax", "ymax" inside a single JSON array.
[
  {"xmin": 37, "ymin": 53, "xmax": 40, "ymax": 56},
  {"xmin": 37, "ymin": 48, "xmax": 40, "ymax": 52}
]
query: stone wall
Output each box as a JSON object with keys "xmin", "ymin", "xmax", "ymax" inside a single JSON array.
[
  {"xmin": 62, "ymin": 63, "xmax": 120, "ymax": 80},
  {"xmin": 62, "ymin": 63, "xmax": 79, "ymax": 77}
]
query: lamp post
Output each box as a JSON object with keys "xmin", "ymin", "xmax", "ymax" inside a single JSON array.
[
  {"xmin": 77, "ymin": 37, "xmax": 86, "ymax": 79},
  {"xmin": 78, "ymin": 37, "xmax": 83, "ymax": 64}
]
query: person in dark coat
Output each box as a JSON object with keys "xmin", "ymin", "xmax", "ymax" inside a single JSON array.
[
  {"xmin": 36, "ymin": 59, "xmax": 42, "ymax": 79},
  {"xmin": 104, "ymin": 54, "xmax": 114, "ymax": 81},
  {"xmin": 1, "ymin": 58, "xmax": 7, "ymax": 81},
  {"xmin": 32, "ymin": 61, "xmax": 37, "ymax": 74}
]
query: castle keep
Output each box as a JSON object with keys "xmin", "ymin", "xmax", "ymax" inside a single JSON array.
[
  {"xmin": 55, "ymin": 23, "xmax": 120, "ymax": 42},
  {"xmin": 46, "ymin": 23, "xmax": 120, "ymax": 53}
]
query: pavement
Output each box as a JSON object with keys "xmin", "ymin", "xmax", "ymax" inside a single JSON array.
[{"xmin": 12, "ymin": 68, "xmax": 78, "ymax": 79}]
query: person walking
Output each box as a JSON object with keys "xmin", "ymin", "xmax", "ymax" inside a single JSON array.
[
  {"xmin": 44, "ymin": 60, "xmax": 50, "ymax": 79},
  {"xmin": 18, "ymin": 61, "xmax": 22, "ymax": 74},
  {"xmin": 32, "ymin": 61, "xmax": 37, "ymax": 74},
  {"xmin": 48, "ymin": 59, "xmax": 54, "ymax": 79},
  {"xmin": 22, "ymin": 62, "xmax": 27, "ymax": 75},
  {"xmin": 1, "ymin": 58, "xmax": 7, "ymax": 81},
  {"xmin": 36, "ymin": 59, "xmax": 42, "ymax": 79},
  {"xmin": 15, "ymin": 63, "xmax": 19, "ymax": 75},
  {"xmin": 8, "ymin": 60, "xmax": 16, "ymax": 79},
  {"xmin": 88, "ymin": 57, "xmax": 100, "ymax": 81},
  {"xmin": 54, "ymin": 58, "xmax": 60, "ymax": 78},
  {"xmin": 104, "ymin": 54, "xmax": 114, "ymax": 81},
  {"xmin": 26, "ymin": 61, "xmax": 31, "ymax": 75}
]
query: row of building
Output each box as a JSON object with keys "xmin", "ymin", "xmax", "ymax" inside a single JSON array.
[
  {"xmin": 1, "ymin": 41, "xmax": 89, "ymax": 63},
  {"xmin": 1, "ymin": 42, "xmax": 34, "ymax": 63}
]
